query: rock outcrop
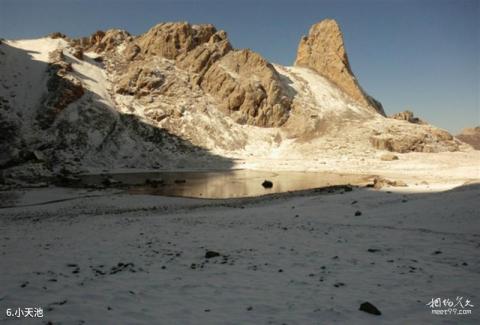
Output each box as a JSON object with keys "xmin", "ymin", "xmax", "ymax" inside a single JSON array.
[
  {"xmin": 294, "ymin": 19, "xmax": 384, "ymax": 115},
  {"xmin": 456, "ymin": 127, "xmax": 480, "ymax": 150},
  {"xmin": 370, "ymin": 126, "xmax": 458, "ymax": 153},
  {"xmin": 136, "ymin": 22, "xmax": 221, "ymax": 60},
  {"xmin": 37, "ymin": 49, "xmax": 84, "ymax": 129},
  {"xmin": 200, "ymin": 49, "xmax": 291, "ymax": 126},
  {"xmin": 390, "ymin": 110, "xmax": 424, "ymax": 124},
  {"xmin": 94, "ymin": 22, "xmax": 292, "ymax": 127}
]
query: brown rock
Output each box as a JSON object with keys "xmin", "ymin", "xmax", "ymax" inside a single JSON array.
[
  {"xmin": 201, "ymin": 49, "xmax": 292, "ymax": 127},
  {"xmin": 390, "ymin": 110, "xmax": 423, "ymax": 124},
  {"xmin": 72, "ymin": 47, "xmax": 83, "ymax": 60},
  {"xmin": 115, "ymin": 64, "xmax": 165, "ymax": 97},
  {"xmin": 456, "ymin": 127, "xmax": 480, "ymax": 150},
  {"xmin": 370, "ymin": 126, "xmax": 457, "ymax": 153},
  {"xmin": 136, "ymin": 22, "xmax": 219, "ymax": 59},
  {"xmin": 95, "ymin": 29, "xmax": 131, "ymax": 53},
  {"xmin": 371, "ymin": 176, "xmax": 407, "ymax": 189},
  {"xmin": 176, "ymin": 30, "xmax": 232, "ymax": 75},
  {"xmin": 124, "ymin": 44, "xmax": 142, "ymax": 61},
  {"xmin": 294, "ymin": 19, "xmax": 384, "ymax": 115},
  {"xmin": 109, "ymin": 22, "xmax": 291, "ymax": 127},
  {"xmin": 380, "ymin": 153, "xmax": 399, "ymax": 161}
]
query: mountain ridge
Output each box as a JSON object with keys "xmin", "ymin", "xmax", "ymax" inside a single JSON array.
[{"xmin": 0, "ymin": 19, "xmax": 468, "ymax": 181}]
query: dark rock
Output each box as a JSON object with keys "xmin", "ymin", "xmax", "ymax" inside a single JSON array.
[
  {"xmin": 102, "ymin": 177, "xmax": 120, "ymax": 186},
  {"xmin": 72, "ymin": 47, "xmax": 84, "ymax": 60},
  {"xmin": 367, "ymin": 248, "xmax": 380, "ymax": 253},
  {"xmin": 359, "ymin": 302, "xmax": 381, "ymax": 315},
  {"xmin": 146, "ymin": 178, "xmax": 164, "ymax": 187},
  {"xmin": 109, "ymin": 262, "xmax": 135, "ymax": 274},
  {"xmin": 205, "ymin": 250, "xmax": 220, "ymax": 259},
  {"xmin": 354, "ymin": 210, "xmax": 362, "ymax": 216},
  {"xmin": 49, "ymin": 32, "xmax": 67, "ymax": 39},
  {"xmin": 262, "ymin": 180, "xmax": 273, "ymax": 188}
]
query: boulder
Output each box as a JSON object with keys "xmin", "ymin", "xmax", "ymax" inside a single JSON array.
[
  {"xmin": 359, "ymin": 302, "xmax": 382, "ymax": 315},
  {"xmin": 262, "ymin": 180, "xmax": 273, "ymax": 188}
]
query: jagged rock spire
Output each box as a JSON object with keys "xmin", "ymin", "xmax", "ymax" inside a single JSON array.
[{"xmin": 295, "ymin": 19, "xmax": 385, "ymax": 115}]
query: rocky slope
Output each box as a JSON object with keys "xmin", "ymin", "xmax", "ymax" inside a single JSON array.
[
  {"xmin": 456, "ymin": 127, "xmax": 480, "ymax": 150},
  {"xmin": 0, "ymin": 20, "xmax": 465, "ymax": 179}
]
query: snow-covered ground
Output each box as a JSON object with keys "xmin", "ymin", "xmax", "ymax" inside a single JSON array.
[
  {"xmin": 1, "ymin": 181, "xmax": 479, "ymax": 324},
  {"xmin": 1, "ymin": 36, "xmax": 479, "ymax": 324}
]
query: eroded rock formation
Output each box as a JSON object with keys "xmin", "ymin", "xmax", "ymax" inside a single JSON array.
[
  {"xmin": 80, "ymin": 22, "xmax": 292, "ymax": 127},
  {"xmin": 294, "ymin": 19, "xmax": 384, "ymax": 115},
  {"xmin": 200, "ymin": 49, "xmax": 292, "ymax": 126}
]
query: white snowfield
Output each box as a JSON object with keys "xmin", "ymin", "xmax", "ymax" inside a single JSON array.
[
  {"xmin": 1, "ymin": 38, "xmax": 479, "ymax": 324},
  {"xmin": 1, "ymin": 183, "xmax": 479, "ymax": 324}
]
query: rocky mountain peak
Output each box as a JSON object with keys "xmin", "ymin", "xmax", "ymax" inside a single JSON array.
[
  {"xmin": 136, "ymin": 22, "xmax": 225, "ymax": 59},
  {"xmin": 93, "ymin": 21, "xmax": 292, "ymax": 127},
  {"xmin": 294, "ymin": 19, "xmax": 385, "ymax": 115}
]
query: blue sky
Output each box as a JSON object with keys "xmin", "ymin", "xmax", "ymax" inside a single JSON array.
[{"xmin": 1, "ymin": 0, "xmax": 478, "ymax": 133}]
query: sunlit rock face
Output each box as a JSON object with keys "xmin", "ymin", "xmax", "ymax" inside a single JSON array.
[
  {"xmin": 295, "ymin": 19, "xmax": 385, "ymax": 115},
  {"xmin": 456, "ymin": 127, "xmax": 480, "ymax": 150}
]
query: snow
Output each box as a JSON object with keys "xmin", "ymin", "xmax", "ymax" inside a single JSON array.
[
  {"xmin": 70, "ymin": 51, "xmax": 115, "ymax": 108},
  {"xmin": 1, "ymin": 182, "xmax": 479, "ymax": 324},
  {"xmin": 279, "ymin": 65, "xmax": 375, "ymax": 118}
]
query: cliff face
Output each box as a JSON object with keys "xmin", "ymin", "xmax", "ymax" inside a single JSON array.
[
  {"xmin": 92, "ymin": 22, "xmax": 293, "ymax": 128},
  {"xmin": 294, "ymin": 19, "xmax": 385, "ymax": 115}
]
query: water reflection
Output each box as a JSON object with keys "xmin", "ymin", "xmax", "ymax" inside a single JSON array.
[{"xmin": 79, "ymin": 170, "xmax": 371, "ymax": 199}]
